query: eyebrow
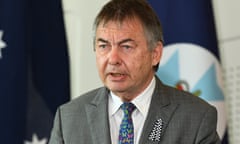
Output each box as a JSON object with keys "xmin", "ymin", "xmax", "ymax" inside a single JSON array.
[
  {"xmin": 97, "ymin": 38, "xmax": 109, "ymax": 44},
  {"xmin": 118, "ymin": 39, "xmax": 134, "ymax": 45},
  {"xmin": 97, "ymin": 38, "xmax": 135, "ymax": 45}
]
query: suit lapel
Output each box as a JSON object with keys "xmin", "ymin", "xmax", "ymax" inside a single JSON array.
[
  {"xmin": 139, "ymin": 78, "xmax": 179, "ymax": 144},
  {"xmin": 85, "ymin": 88, "xmax": 112, "ymax": 144},
  {"xmin": 84, "ymin": 78, "xmax": 178, "ymax": 144}
]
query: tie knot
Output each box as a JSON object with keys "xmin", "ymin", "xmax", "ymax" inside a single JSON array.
[{"xmin": 120, "ymin": 102, "xmax": 136, "ymax": 115}]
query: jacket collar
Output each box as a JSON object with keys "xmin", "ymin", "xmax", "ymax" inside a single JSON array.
[
  {"xmin": 85, "ymin": 87, "xmax": 112, "ymax": 144},
  {"xmin": 139, "ymin": 77, "xmax": 179, "ymax": 143}
]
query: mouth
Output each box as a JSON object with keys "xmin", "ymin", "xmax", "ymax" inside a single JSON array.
[
  {"xmin": 107, "ymin": 72, "xmax": 127, "ymax": 81},
  {"xmin": 110, "ymin": 73, "xmax": 125, "ymax": 77}
]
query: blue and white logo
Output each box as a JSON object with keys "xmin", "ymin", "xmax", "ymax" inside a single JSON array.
[{"xmin": 156, "ymin": 43, "xmax": 227, "ymax": 138}]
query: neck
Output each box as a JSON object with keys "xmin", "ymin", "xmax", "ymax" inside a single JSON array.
[{"xmin": 113, "ymin": 76, "xmax": 155, "ymax": 102}]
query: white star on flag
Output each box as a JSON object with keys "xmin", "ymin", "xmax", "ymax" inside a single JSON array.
[
  {"xmin": 0, "ymin": 30, "xmax": 7, "ymax": 59},
  {"xmin": 24, "ymin": 134, "xmax": 47, "ymax": 144}
]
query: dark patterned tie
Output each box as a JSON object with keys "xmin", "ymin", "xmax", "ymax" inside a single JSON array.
[{"xmin": 119, "ymin": 102, "xmax": 136, "ymax": 144}]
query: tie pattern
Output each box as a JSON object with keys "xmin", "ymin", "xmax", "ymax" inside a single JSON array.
[{"xmin": 119, "ymin": 102, "xmax": 136, "ymax": 144}]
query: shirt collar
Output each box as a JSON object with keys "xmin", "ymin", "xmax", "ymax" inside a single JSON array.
[{"xmin": 109, "ymin": 77, "xmax": 156, "ymax": 118}]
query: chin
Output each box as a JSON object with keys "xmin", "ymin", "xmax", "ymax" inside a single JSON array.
[{"xmin": 108, "ymin": 86, "xmax": 126, "ymax": 93}]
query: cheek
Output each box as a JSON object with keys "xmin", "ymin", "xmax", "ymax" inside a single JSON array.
[
  {"xmin": 96, "ymin": 55, "xmax": 106, "ymax": 74},
  {"xmin": 96, "ymin": 57, "xmax": 107, "ymax": 82},
  {"xmin": 142, "ymin": 54, "xmax": 155, "ymax": 72},
  {"xmin": 96, "ymin": 55, "xmax": 105, "ymax": 71},
  {"xmin": 140, "ymin": 51, "xmax": 152, "ymax": 62},
  {"xmin": 130, "ymin": 53, "xmax": 151, "ymax": 71}
]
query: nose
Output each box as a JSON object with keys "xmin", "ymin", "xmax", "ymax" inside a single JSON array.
[{"xmin": 108, "ymin": 47, "xmax": 121, "ymax": 65}]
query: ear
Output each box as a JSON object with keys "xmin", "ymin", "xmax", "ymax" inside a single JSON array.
[{"xmin": 152, "ymin": 41, "xmax": 163, "ymax": 66}]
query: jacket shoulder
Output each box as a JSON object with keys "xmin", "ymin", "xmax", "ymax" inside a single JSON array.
[
  {"xmin": 161, "ymin": 83, "xmax": 216, "ymax": 110},
  {"xmin": 59, "ymin": 87, "xmax": 107, "ymax": 113}
]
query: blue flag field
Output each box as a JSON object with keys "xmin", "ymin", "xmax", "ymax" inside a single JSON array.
[
  {"xmin": 148, "ymin": 0, "xmax": 228, "ymax": 143},
  {"xmin": 0, "ymin": 0, "xmax": 70, "ymax": 143}
]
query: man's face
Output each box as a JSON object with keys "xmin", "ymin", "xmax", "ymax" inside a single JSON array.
[{"xmin": 95, "ymin": 18, "xmax": 162, "ymax": 101}]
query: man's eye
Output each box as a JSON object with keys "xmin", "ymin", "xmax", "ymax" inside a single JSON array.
[
  {"xmin": 122, "ymin": 45, "xmax": 131, "ymax": 49},
  {"xmin": 99, "ymin": 45, "xmax": 107, "ymax": 49}
]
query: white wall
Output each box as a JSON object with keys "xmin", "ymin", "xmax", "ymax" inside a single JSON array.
[
  {"xmin": 62, "ymin": 0, "xmax": 109, "ymax": 98},
  {"xmin": 213, "ymin": 1, "xmax": 240, "ymax": 144},
  {"xmin": 62, "ymin": 1, "xmax": 240, "ymax": 143}
]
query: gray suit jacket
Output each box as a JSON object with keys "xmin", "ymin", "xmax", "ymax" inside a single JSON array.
[{"xmin": 49, "ymin": 77, "xmax": 220, "ymax": 144}]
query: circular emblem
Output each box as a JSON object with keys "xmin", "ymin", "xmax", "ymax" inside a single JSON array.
[{"xmin": 156, "ymin": 43, "xmax": 226, "ymax": 138}]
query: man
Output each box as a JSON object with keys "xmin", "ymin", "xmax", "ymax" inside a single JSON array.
[{"xmin": 49, "ymin": 0, "xmax": 220, "ymax": 143}]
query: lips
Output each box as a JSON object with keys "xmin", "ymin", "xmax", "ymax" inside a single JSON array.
[
  {"xmin": 107, "ymin": 72, "xmax": 127, "ymax": 81},
  {"xmin": 110, "ymin": 73, "xmax": 124, "ymax": 76}
]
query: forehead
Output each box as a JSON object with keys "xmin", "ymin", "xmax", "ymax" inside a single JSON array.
[{"xmin": 96, "ymin": 18, "xmax": 145, "ymax": 37}]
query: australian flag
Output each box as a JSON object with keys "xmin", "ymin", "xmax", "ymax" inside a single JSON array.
[
  {"xmin": 148, "ymin": 0, "xmax": 228, "ymax": 143},
  {"xmin": 0, "ymin": 0, "xmax": 70, "ymax": 143}
]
